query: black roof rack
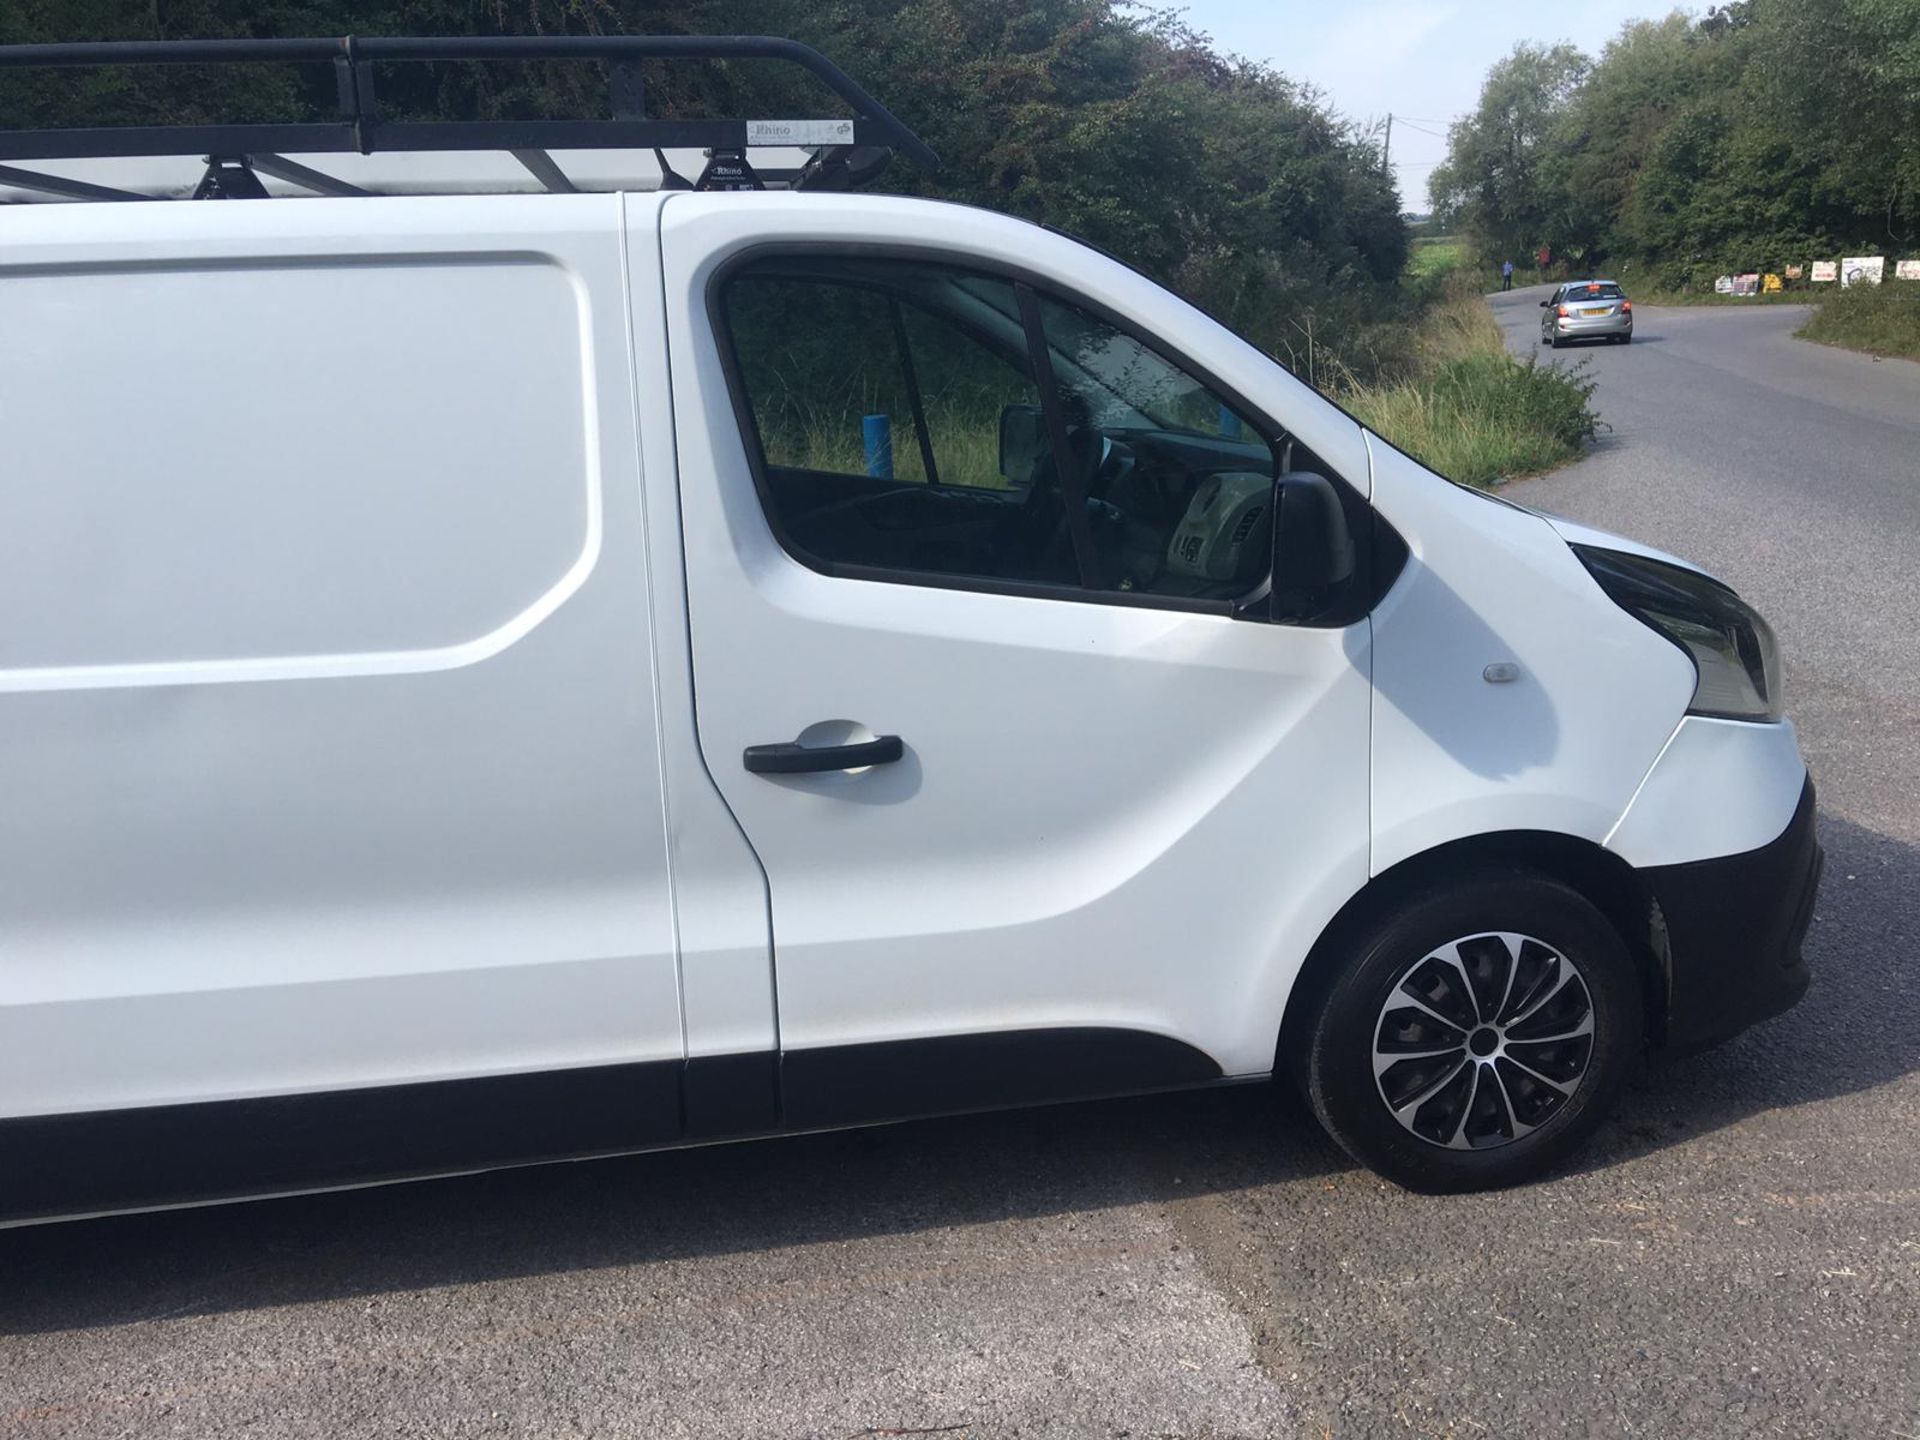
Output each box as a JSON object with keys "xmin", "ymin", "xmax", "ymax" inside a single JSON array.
[{"xmin": 0, "ymin": 35, "xmax": 938, "ymax": 199}]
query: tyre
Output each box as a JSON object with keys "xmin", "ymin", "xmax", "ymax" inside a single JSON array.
[
  {"xmin": 1547, "ymin": 333, "xmax": 1562, "ymax": 349},
  {"xmin": 1301, "ymin": 872, "xmax": 1642, "ymax": 1193},
  {"xmin": 1620, "ymin": 332, "xmax": 1633, "ymax": 344}
]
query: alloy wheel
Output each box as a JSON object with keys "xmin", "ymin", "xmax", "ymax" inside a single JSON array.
[{"xmin": 1371, "ymin": 932, "xmax": 1596, "ymax": 1150}]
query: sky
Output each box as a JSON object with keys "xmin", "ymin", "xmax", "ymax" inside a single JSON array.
[{"xmin": 1176, "ymin": 0, "xmax": 1678, "ymax": 211}]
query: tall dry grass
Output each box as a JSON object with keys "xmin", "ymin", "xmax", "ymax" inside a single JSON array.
[{"xmin": 1335, "ymin": 274, "xmax": 1600, "ymax": 487}]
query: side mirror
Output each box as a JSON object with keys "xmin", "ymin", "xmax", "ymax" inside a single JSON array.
[
  {"xmin": 1269, "ymin": 471, "xmax": 1354, "ymax": 620},
  {"xmin": 1538, "ymin": 299, "xmax": 1551, "ymax": 308},
  {"xmin": 998, "ymin": 404, "xmax": 1048, "ymax": 485}
]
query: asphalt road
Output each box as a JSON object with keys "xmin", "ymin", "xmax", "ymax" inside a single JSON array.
[{"xmin": 5, "ymin": 289, "xmax": 1918, "ymax": 1440}]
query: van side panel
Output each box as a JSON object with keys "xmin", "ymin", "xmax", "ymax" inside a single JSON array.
[
  {"xmin": 1366, "ymin": 435, "xmax": 1698, "ymax": 874},
  {"xmin": 0, "ymin": 197, "xmax": 684, "ymax": 1121},
  {"xmin": 0, "ymin": 258, "xmax": 588, "ymax": 677}
]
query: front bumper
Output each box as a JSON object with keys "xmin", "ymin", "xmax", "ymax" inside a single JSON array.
[{"xmin": 1640, "ymin": 777, "xmax": 1821, "ymax": 1055}]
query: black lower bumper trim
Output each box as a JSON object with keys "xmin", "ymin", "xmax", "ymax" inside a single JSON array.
[{"xmin": 1642, "ymin": 776, "xmax": 1821, "ymax": 1056}]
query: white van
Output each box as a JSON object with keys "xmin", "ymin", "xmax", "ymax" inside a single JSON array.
[{"xmin": 0, "ymin": 37, "xmax": 1820, "ymax": 1221}]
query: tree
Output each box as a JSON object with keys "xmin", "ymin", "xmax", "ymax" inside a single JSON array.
[
  {"xmin": 1743, "ymin": 0, "xmax": 1920, "ymax": 250},
  {"xmin": 1428, "ymin": 42, "xmax": 1588, "ymax": 264},
  {"xmin": 1538, "ymin": 13, "xmax": 1694, "ymax": 270},
  {"xmin": 0, "ymin": 0, "xmax": 1407, "ymax": 367},
  {"xmin": 1430, "ymin": 2, "xmax": 1920, "ymax": 286}
]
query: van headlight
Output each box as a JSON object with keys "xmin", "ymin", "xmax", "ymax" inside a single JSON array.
[{"xmin": 1575, "ymin": 546, "xmax": 1783, "ymax": 721}]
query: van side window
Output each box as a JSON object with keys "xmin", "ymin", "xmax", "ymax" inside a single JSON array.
[
  {"xmin": 724, "ymin": 272, "xmax": 1017, "ymax": 489},
  {"xmin": 718, "ymin": 255, "xmax": 1278, "ymax": 606}
]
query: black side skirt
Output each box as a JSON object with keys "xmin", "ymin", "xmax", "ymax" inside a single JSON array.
[
  {"xmin": 780, "ymin": 1028, "xmax": 1223, "ymax": 1130},
  {"xmin": 2, "ymin": 1028, "xmax": 1224, "ymax": 1223},
  {"xmin": 1, "ymin": 1062, "xmax": 682, "ymax": 1225}
]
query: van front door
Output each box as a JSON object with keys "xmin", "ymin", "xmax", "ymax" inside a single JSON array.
[{"xmin": 660, "ymin": 197, "xmax": 1373, "ymax": 1127}]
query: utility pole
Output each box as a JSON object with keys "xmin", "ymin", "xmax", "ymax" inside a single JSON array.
[{"xmin": 1383, "ymin": 113, "xmax": 1392, "ymax": 179}]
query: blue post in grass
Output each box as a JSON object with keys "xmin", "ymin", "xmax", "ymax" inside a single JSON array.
[
  {"xmin": 1218, "ymin": 403, "xmax": 1243, "ymax": 440},
  {"xmin": 863, "ymin": 414, "xmax": 894, "ymax": 478}
]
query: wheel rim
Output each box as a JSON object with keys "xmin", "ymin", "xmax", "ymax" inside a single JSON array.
[{"xmin": 1371, "ymin": 932, "xmax": 1596, "ymax": 1151}]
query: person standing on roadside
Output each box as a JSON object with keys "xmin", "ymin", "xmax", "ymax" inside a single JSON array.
[{"xmin": 1501, "ymin": 258, "xmax": 1514, "ymax": 291}]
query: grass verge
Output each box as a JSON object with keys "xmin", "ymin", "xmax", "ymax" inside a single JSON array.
[
  {"xmin": 1336, "ymin": 279, "xmax": 1601, "ymax": 488},
  {"xmin": 1795, "ymin": 282, "xmax": 1920, "ymax": 361}
]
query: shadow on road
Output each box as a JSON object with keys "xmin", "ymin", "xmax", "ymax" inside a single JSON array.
[
  {"xmin": 1534, "ymin": 336, "xmax": 1665, "ymax": 353},
  {"xmin": 0, "ymin": 1076, "xmax": 1345, "ymax": 1337},
  {"xmin": 3, "ymin": 813, "xmax": 1908, "ymax": 1337}
]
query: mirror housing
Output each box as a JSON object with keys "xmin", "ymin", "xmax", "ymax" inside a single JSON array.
[
  {"xmin": 1269, "ymin": 471, "xmax": 1354, "ymax": 621},
  {"xmin": 998, "ymin": 403, "xmax": 1048, "ymax": 485},
  {"xmin": 1538, "ymin": 298, "xmax": 1551, "ymax": 308}
]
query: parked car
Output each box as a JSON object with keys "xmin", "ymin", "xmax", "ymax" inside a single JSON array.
[
  {"xmin": 1541, "ymin": 280, "xmax": 1634, "ymax": 346},
  {"xmin": 0, "ymin": 37, "xmax": 1818, "ymax": 1222}
]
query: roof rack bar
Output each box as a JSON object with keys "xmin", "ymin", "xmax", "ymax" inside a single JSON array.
[
  {"xmin": 0, "ymin": 162, "xmax": 155, "ymax": 202},
  {"xmin": 0, "ymin": 35, "xmax": 939, "ymax": 175},
  {"xmin": 339, "ymin": 35, "xmax": 375, "ymax": 153},
  {"xmin": 248, "ymin": 152, "xmax": 374, "ymax": 197},
  {"xmin": 375, "ymin": 118, "xmax": 854, "ymax": 152},
  {"xmin": 653, "ymin": 148, "xmax": 693, "ymax": 191},
  {"xmin": 510, "ymin": 149, "xmax": 576, "ymax": 195},
  {"xmin": 0, "ymin": 118, "xmax": 845, "ymax": 163},
  {"xmin": 0, "ymin": 124, "xmax": 357, "ymax": 163},
  {"xmin": 0, "ymin": 38, "xmax": 350, "ymax": 67}
]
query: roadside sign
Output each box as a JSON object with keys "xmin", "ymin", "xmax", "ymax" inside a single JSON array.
[
  {"xmin": 1784, "ymin": 264, "xmax": 1804, "ymax": 280},
  {"xmin": 1841, "ymin": 256, "xmax": 1884, "ymax": 287},
  {"xmin": 1763, "ymin": 273, "xmax": 1783, "ymax": 292},
  {"xmin": 1714, "ymin": 275, "xmax": 1735, "ymax": 293},
  {"xmin": 1812, "ymin": 261, "xmax": 1838, "ymax": 282},
  {"xmin": 1732, "ymin": 273, "xmax": 1761, "ymax": 296},
  {"xmin": 1897, "ymin": 259, "xmax": 1920, "ymax": 280}
]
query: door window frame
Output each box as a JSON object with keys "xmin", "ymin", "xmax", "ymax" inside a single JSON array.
[{"xmin": 704, "ymin": 241, "xmax": 1368, "ymax": 619}]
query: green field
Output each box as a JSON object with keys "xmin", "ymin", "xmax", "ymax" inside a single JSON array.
[{"xmin": 1408, "ymin": 236, "xmax": 1465, "ymax": 279}]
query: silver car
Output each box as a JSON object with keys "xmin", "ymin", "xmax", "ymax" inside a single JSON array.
[{"xmin": 1540, "ymin": 280, "xmax": 1633, "ymax": 347}]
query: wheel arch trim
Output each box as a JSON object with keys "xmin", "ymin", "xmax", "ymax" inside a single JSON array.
[{"xmin": 1277, "ymin": 829, "xmax": 1669, "ymax": 1076}]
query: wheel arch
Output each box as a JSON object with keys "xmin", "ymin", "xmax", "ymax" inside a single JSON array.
[{"xmin": 1276, "ymin": 831, "xmax": 1668, "ymax": 1078}]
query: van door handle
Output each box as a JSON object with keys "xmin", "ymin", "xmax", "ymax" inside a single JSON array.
[{"xmin": 742, "ymin": 735, "xmax": 904, "ymax": 775}]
